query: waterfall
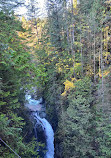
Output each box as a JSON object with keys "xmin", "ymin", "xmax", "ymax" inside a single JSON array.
[
  {"xmin": 34, "ymin": 113, "xmax": 54, "ymax": 158},
  {"xmin": 25, "ymin": 94, "xmax": 54, "ymax": 158}
]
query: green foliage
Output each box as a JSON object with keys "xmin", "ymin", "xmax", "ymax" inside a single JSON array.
[
  {"xmin": 33, "ymin": 1, "xmax": 111, "ymax": 157},
  {"xmin": 96, "ymin": 114, "xmax": 111, "ymax": 157},
  {"xmin": 65, "ymin": 96, "xmax": 93, "ymax": 157},
  {"xmin": 0, "ymin": 0, "xmax": 110, "ymax": 157},
  {"xmin": 74, "ymin": 77, "xmax": 93, "ymax": 102},
  {"xmin": 62, "ymin": 77, "xmax": 95, "ymax": 158},
  {"xmin": 0, "ymin": 11, "xmax": 42, "ymax": 157}
]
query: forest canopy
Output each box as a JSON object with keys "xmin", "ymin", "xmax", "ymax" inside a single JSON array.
[{"xmin": 0, "ymin": 0, "xmax": 111, "ymax": 158}]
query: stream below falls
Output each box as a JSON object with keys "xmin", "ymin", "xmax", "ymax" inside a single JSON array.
[{"xmin": 25, "ymin": 94, "xmax": 54, "ymax": 158}]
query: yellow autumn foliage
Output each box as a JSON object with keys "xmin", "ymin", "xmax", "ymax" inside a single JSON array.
[
  {"xmin": 64, "ymin": 80, "xmax": 75, "ymax": 91},
  {"xmin": 58, "ymin": 67, "xmax": 62, "ymax": 73},
  {"xmin": 61, "ymin": 91, "xmax": 67, "ymax": 97},
  {"xmin": 103, "ymin": 51, "xmax": 111, "ymax": 64},
  {"xmin": 73, "ymin": 0, "xmax": 77, "ymax": 9},
  {"xmin": 71, "ymin": 78, "xmax": 76, "ymax": 82},
  {"xmin": 61, "ymin": 80, "xmax": 75, "ymax": 96},
  {"xmin": 99, "ymin": 69, "xmax": 110, "ymax": 78}
]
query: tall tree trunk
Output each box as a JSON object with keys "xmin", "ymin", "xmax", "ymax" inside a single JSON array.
[
  {"xmin": 94, "ymin": 21, "xmax": 96, "ymax": 81},
  {"xmin": 67, "ymin": 27, "xmax": 70, "ymax": 53},
  {"xmin": 100, "ymin": 29, "xmax": 104, "ymax": 107},
  {"xmin": 71, "ymin": 0, "xmax": 75, "ymax": 78},
  {"xmin": 35, "ymin": 20, "xmax": 39, "ymax": 44},
  {"xmin": 99, "ymin": 50, "xmax": 101, "ymax": 77},
  {"xmin": 80, "ymin": 21, "xmax": 83, "ymax": 75},
  {"xmin": 90, "ymin": 31, "xmax": 92, "ymax": 61},
  {"xmin": 64, "ymin": 1, "xmax": 70, "ymax": 54}
]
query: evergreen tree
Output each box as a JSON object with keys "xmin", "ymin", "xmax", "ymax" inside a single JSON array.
[{"xmin": 0, "ymin": 11, "xmax": 43, "ymax": 158}]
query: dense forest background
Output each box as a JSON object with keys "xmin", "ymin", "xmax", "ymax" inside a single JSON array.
[{"xmin": 0, "ymin": 0, "xmax": 111, "ymax": 158}]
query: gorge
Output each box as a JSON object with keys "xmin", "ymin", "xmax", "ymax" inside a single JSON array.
[
  {"xmin": 25, "ymin": 94, "xmax": 54, "ymax": 158},
  {"xmin": 0, "ymin": 0, "xmax": 110, "ymax": 157}
]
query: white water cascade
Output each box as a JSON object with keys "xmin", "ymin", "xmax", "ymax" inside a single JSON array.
[{"xmin": 25, "ymin": 94, "xmax": 54, "ymax": 158}]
